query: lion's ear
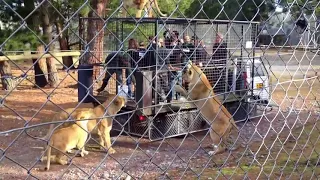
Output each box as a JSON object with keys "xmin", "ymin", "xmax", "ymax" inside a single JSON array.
[
  {"xmin": 113, "ymin": 98, "xmax": 120, "ymax": 106},
  {"xmin": 113, "ymin": 96, "xmax": 125, "ymax": 107}
]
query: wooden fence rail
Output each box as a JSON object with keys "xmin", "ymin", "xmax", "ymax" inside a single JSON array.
[
  {"xmin": 0, "ymin": 51, "xmax": 81, "ymax": 90},
  {"xmin": 0, "ymin": 51, "xmax": 81, "ymax": 62}
]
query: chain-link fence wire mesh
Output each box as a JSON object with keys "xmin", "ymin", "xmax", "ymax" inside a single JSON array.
[{"xmin": 0, "ymin": 0, "xmax": 319, "ymax": 179}]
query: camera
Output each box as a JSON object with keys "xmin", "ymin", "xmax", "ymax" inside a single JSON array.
[{"xmin": 163, "ymin": 29, "xmax": 180, "ymax": 47}]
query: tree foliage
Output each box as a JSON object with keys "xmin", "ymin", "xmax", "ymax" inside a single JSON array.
[
  {"xmin": 0, "ymin": 0, "xmax": 90, "ymax": 51},
  {"xmin": 184, "ymin": 0, "xmax": 277, "ymax": 21},
  {"xmin": 0, "ymin": 0, "xmax": 41, "ymax": 51},
  {"xmin": 1, "ymin": 0, "xmax": 317, "ymax": 52},
  {"xmin": 0, "ymin": 30, "xmax": 39, "ymax": 51},
  {"xmin": 281, "ymin": 0, "xmax": 320, "ymax": 18}
]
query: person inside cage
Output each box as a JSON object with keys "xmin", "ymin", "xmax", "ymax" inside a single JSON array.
[
  {"xmin": 127, "ymin": 38, "xmax": 140, "ymax": 68},
  {"xmin": 212, "ymin": 32, "xmax": 228, "ymax": 65},
  {"xmin": 145, "ymin": 36, "xmax": 157, "ymax": 68},
  {"xmin": 182, "ymin": 35, "xmax": 195, "ymax": 62},
  {"xmin": 139, "ymin": 41, "xmax": 146, "ymax": 50},
  {"xmin": 209, "ymin": 33, "xmax": 229, "ymax": 91},
  {"xmin": 158, "ymin": 38, "xmax": 164, "ymax": 48},
  {"xmin": 182, "ymin": 35, "xmax": 192, "ymax": 47},
  {"xmin": 194, "ymin": 39, "xmax": 208, "ymax": 67},
  {"xmin": 137, "ymin": 41, "xmax": 147, "ymax": 68},
  {"xmin": 148, "ymin": 36, "xmax": 156, "ymax": 44},
  {"xmin": 96, "ymin": 52, "xmax": 134, "ymax": 98},
  {"xmin": 157, "ymin": 30, "xmax": 183, "ymax": 102},
  {"xmin": 173, "ymin": 30, "xmax": 182, "ymax": 45},
  {"xmin": 125, "ymin": 38, "xmax": 139, "ymax": 96},
  {"xmin": 155, "ymin": 34, "xmax": 172, "ymax": 102},
  {"xmin": 164, "ymin": 30, "xmax": 182, "ymax": 69}
]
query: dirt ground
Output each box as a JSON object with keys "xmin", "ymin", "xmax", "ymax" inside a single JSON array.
[{"xmin": 0, "ymin": 60, "xmax": 319, "ymax": 179}]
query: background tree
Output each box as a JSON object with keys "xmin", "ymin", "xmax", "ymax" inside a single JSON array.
[
  {"xmin": 281, "ymin": 0, "xmax": 320, "ymax": 18},
  {"xmin": 81, "ymin": 0, "xmax": 108, "ymax": 82},
  {"xmin": 52, "ymin": 1, "xmax": 90, "ymax": 69},
  {"xmin": 0, "ymin": 0, "xmax": 47, "ymax": 89},
  {"xmin": 0, "ymin": 0, "xmax": 61, "ymax": 88},
  {"xmin": 0, "ymin": 0, "xmax": 91, "ymax": 88},
  {"xmin": 38, "ymin": 0, "xmax": 61, "ymax": 87},
  {"xmin": 184, "ymin": 0, "xmax": 276, "ymax": 21}
]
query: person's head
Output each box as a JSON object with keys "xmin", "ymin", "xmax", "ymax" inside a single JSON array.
[
  {"xmin": 168, "ymin": 30, "xmax": 179, "ymax": 45},
  {"xmin": 158, "ymin": 38, "xmax": 164, "ymax": 47},
  {"xmin": 200, "ymin": 40, "xmax": 205, "ymax": 47},
  {"xmin": 215, "ymin": 32, "xmax": 224, "ymax": 43},
  {"xmin": 128, "ymin": 38, "xmax": 139, "ymax": 49},
  {"xmin": 163, "ymin": 31, "xmax": 173, "ymax": 47},
  {"xmin": 139, "ymin": 41, "xmax": 145, "ymax": 48},
  {"xmin": 183, "ymin": 35, "xmax": 191, "ymax": 43},
  {"xmin": 163, "ymin": 30, "xmax": 179, "ymax": 47},
  {"xmin": 148, "ymin": 36, "xmax": 156, "ymax": 43}
]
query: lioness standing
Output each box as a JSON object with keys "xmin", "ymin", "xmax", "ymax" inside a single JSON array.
[
  {"xmin": 175, "ymin": 61, "xmax": 241, "ymax": 155},
  {"xmin": 41, "ymin": 94, "xmax": 126, "ymax": 155}
]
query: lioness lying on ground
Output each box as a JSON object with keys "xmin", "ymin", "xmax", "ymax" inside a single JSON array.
[
  {"xmin": 175, "ymin": 61, "xmax": 242, "ymax": 155},
  {"xmin": 43, "ymin": 111, "xmax": 91, "ymax": 171},
  {"xmin": 40, "ymin": 93, "xmax": 126, "ymax": 156}
]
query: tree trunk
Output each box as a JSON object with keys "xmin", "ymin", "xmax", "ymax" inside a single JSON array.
[
  {"xmin": 55, "ymin": 21, "xmax": 74, "ymax": 69},
  {"xmin": 82, "ymin": 0, "xmax": 108, "ymax": 80},
  {"xmin": 41, "ymin": 2, "xmax": 60, "ymax": 88},
  {"xmin": 46, "ymin": 57, "xmax": 60, "ymax": 87},
  {"xmin": 32, "ymin": 45, "xmax": 49, "ymax": 88},
  {"xmin": 0, "ymin": 59, "xmax": 16, "ymax": 91},
  {"xmin": 22, "ymin": 0, "xmax": 49, "ymax": 88}
]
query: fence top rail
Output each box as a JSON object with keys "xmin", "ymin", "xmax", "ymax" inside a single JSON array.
[
  {"xmin": 79, "ymin": 17, "xmax": 261, "ymax": 25},
  {"xmin": 0, "ymin": 51, "xmax": 81, "ymax": 61}
]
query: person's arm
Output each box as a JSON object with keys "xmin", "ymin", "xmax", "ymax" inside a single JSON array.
[
  {"xmin": 127, "ymin": 50, "xmax": 133, "ymax": 67},
  {"xmin": 97, "ymin": 55, "xmax": 110, "ymax": 92},
  {"xmin": 212, "ymin": 44, "xmax": 217, "ymax": 56},
  {"xmin": 223, "ymin": 43, "xmax": 229, "ymax": 60},
  {"xmin": 122, "ymin": 54, "xmax": 130, "ymax": 67},
  {"xmin": 160, "ymin": 48, "xmax": 170, "ymax": 66},
  {"xmin": 166, "ymin": 48, "xmax": 175, "ymax": 70}
]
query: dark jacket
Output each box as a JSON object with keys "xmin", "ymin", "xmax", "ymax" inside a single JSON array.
[
  {"xmin": 145, "ymin": 43, "xmax": 157, "ymax": 67},
  {"xmin": 212, "ymin": 42, "xmax": 228, "ymax": 64},
  {"xmin": 104, "ymin": 52, "xmax": 125, "ymax": 68},
  {"xmin": 127, "ymin": 49, "xmax": 139, "ymax": 68},
  {"xmin": 196, "ymin": 45, "xmax": 208, "ymax": 63},
  {"xmin": 166, "ymin": 44, "xmax": 182, "ymax": 65},
  {"xmin": 182, "ymin": 42, "xmax": 195, "ymax": 61},
  {"xmin": 137, "ymin": 47, "xmax": 147, "ymax": 67}
]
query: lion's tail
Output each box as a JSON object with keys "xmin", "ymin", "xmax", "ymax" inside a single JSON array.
[
  {"xmin": 45, "ymin": 141, "xmax": 52, "ymax": 171},
  {"xmin": 153, "ymin": 0, "xmax": 167, "ymax": 17},
  {"xmin": 228, "ymin": 118, "xmax": 245, "ymax": 151},
  {"xmin": 35, "ymin": 123, "xmax": 55, "ymax": 142}
]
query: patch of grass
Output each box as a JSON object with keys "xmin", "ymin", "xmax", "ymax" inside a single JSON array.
[{"xmin": 167, "ymin": 121, "xmax": 320, "ymax": 179}]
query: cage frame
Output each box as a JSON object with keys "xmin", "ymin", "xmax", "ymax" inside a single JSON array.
[{"xmin": 78, "ymin": 17, "xmax": 261, "ymax": 141}]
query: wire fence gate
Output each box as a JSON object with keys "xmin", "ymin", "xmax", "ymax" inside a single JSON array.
[{"xmin": 0, "ymin": 0, "xmax": 319, "ymax": 179}]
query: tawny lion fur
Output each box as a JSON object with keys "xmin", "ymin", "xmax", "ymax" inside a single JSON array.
[
  {"xmin": 44, "ymin": 111, "xmax": 90, "ymax": 171},
  {"xmin": 175, "ymin": 62, "xmax": 241, "ymax": 155},
  {"xmin": 133, "ymin": 0, "xmax": 167, "ymax": 18},
  {"xmin": 41, "ymin": 94, "xmax": 126, "ymax": 157}
]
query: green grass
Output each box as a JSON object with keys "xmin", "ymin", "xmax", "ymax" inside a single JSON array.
[{"xmin": 167, "ymin": 121, "xmax": 320, "ymax": 179}]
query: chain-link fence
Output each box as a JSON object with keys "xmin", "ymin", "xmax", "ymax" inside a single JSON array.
[{"xmin": 0, "ymin": 0, "xmax": 319, "ymax": 179}]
